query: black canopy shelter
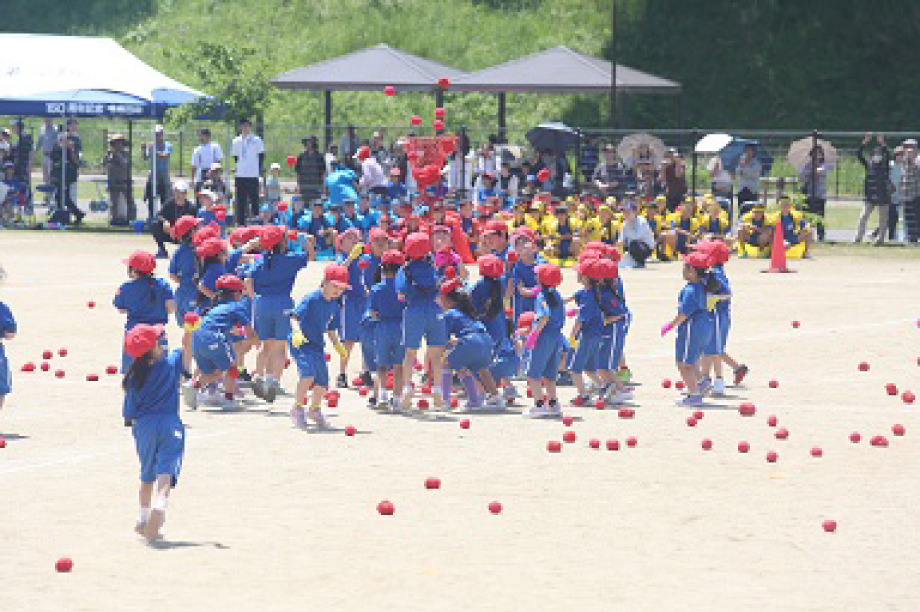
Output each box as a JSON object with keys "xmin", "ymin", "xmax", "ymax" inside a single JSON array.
[
  {"xmin": 450, "ymin": 46, "xmax": 682, "ymax": 133},
  {"xmin": 271, "ymin": 44, "xmax": 468, "ymax": 148}
]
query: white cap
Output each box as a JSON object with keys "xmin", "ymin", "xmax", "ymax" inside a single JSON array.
[
  {"xmin": 154, "ymin": 124, "xmax": 164, "ymax": 133},
  {"xmin": 270, "ymin": 162, "xmax": 281, "ymax": 170},
  {"xmin": 173, "ymin": 180, "xmax": 188, "ymax": 192}
]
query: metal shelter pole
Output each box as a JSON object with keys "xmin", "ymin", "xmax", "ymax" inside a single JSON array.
[
  {"xmin": 609, "ymin": 0, "xmax": 618, "ymax": 129},
  {"xmin": 324, "ymin": 91, "xmax": 332, "ymax": 152},
  {"xmin": 691, "ymin": 128, "xmax": 698, "ymax": 198},
  {"xmin": 497, "ymin": 93, "xmax": 506, "ymax": 143}
]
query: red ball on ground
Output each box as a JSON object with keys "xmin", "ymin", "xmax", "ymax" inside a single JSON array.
[
  {"xmin": 766, "ymin": 451, "xmax": 778, "ymax": 463},
  {"xmin": 791, "ymin": 320, "xmax": 800, "ymax": 328},
  {"xmin": 738, "ymin": 441, "xmax": 750, "ymax": 453},
  {"xmin": 85, "ymin": 374, "xmax": 98, "ymax": 382},
  {"xmin": 618, "ymin": 408, "xmax": 634, "ymax": 418},
  {"xmin": 810, "ymin": 446, "xmax": 823, "ymax": 457},
  {"xmin": 421, "ymin": 385, "xmax": 432, "ymax": 394},
  {"xmin": 775, "ymin": 427, "xmax": 789, "ymax": 440},
  {"xmin": 425, "ymin": 477, "xmax": 440, "ymax": 490},
  {"xmin": 327, "ymin": 399, "xmax": 338, "ymax": 408},
  {"xmin": 626, "ymin": 436, "xmax": 637, "ymax": 447},
  {"xmin": 54, "ymin": 370, "xmax": 65, "ymax": 378},
  {"xmin": 858, "ymin": 361, "xmax": 870, "ymax": 372},
  {"xmin": 21, "ymin": 362, "xmax": 35, "ymax": 372},
  {"xmin": 822, "ymin": 519, "xmax": 837, "ymax": 533},
  {"xmin": 675, "ymin": 381, "xmax": 685, "ymax": 390},
  {"xmin": 767, "ymin": 415, "xmax": 778, "ymax": 427},
  {"xmin": 352, "ymin": 376, "xmax": 363, "ymax": 386},
  {"xmin": 58, "ymin": 348, "xmax": 67, "ymax": 357},
  {"xmin": 87, "ymin": 301, "xmax": 95, "ymax": 308},
  {"xmin": 450, "ymin": 398, "xmax": 459, "ymax": 408},
  {"xmin": 42, "ymin": 350, "xmax": 52, "ymax": 360},
  {"xmin": 686, "ymin": 416, "xmax": 697, "ymax": 427},
  {"xmin": 562, "ymin": 415, "xmax": 574, "ymax": 426},
  {"xmin": 383, "ymin": 85, "xmax": 395, "ymax": 96},
  {"xmin": 893, "ymin": 424, "xmax": 906, "ymax": 436},
  {"xmin": 849, "ymin": 432, "xmax": 861, "ymax": 443},
  {"xmin": 55, "ymin": 557, "xmax": 73, "ymax": 572},
  {"xmin": 0, "ymin": 438, "xmax": 5, "ymax": 448},
  {"xmin": 606, "ymin": 439, "xmax": 619, "ymax": 451},
  {"xmin": 870, "ymin": 435, "xmax": 889, "ymax": 447},
  {"xmin": 886, "ymin": 383, "xmax": 898, "ymax": 396},
  {"xmin": 693, "ymin": 410, "xmax": 704, "ymax": 420},
  {"xmin": 488, "ymin": 501, "xmax": 502, "ymax": 514},
  {"xmin": 593, "ymin": 399, "xmax": 605, "ymax": 409},
  {"xmin": 739, "ymin": 402, "xmax": 756, "ymax": 416},
  {"xmin": 417, "ymin": 399, "xmax": 429, "ymax": 409},
  {"xmin": 358, "ymin": 386, "xmax": 369, "ymax": 396},
  {"xmin": 41, "ymin": 362, "xmax": 50, "ymax": 372},
  {"xmin": 459, "ymin": 419, "xmax": 470, "ymax": 429},
  {"xmin": 344, "ymin": 426, "xmax": 356, "ymax": 437},
  {"xmin": 902, "ymin": 391, "xmax": 916, "ymax": 404},
  {"xmin": 377, "ymin": 501, "xmax": 395, "ymax": 515},
  {"xmin": 571, "ymin": 396, "xmax": 582, "ymax": 407},
  {"xmin": 547, "ymin": 440, "xmax": 562, "ymax": 452},
  {"xmin": 701, "ymin": 439, "xmax": 713, "ymax": 450},
  {"xmin": 661, "ymin": 378, "xmax": 672, "ymax": 388},
  {"xmin": 768, "ymin": 380, "xmax": 778, "ymax": 388},
  {"xmin": 410, "ymin": 115, "xmax": 422, "ymax": 126},
  {"xmin": 106, "ymin": 365, "xmax": 118, "ymax": 375},
  {"xmin": 588, "ymin": 438, "xmax": 600, "ymax": 449},
  {"xmin": 562, "ymin": 430, "xmax": 577, "ymax": 443}
]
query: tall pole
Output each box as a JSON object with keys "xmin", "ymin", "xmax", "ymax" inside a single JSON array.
[{"xmin": 609, "ymin": 0, "xmax": 618, "ymax": 130}]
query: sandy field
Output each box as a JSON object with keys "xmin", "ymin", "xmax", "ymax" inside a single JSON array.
[{"xmin": 0, "ymin": 231, "xmax": 918, "ymax": 612}]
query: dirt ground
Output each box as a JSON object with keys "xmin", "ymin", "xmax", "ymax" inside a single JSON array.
[{"xmin": 1, "ymin": 231, "xmax": 919, "ymax": 612}]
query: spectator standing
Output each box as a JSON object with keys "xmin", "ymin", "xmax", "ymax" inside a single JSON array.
[
  {"xmin": 580, "ymin": 136, "xmax": 600, "ymax": 184},
  {"xmin": 37, "ymin": 119, "xmax": 58, "ymax": 199},
  {"xmin": 295, "ymin": 136, "xmax": 326, "ymax": 201},
  {"xmin": 798, "ymin": 145, "xmax": 828, "ymax": 241},
  {"xmin": 888, "ymin": 146, "xmax": 904, "ymax": 241},
  {"xmin": 660, "ymin": 147, "xmax": 687, "ymax": 212},
  {"xmin": 0, "ymin": 129, "xmax": 10, "ymax": 163},
  {"xmin": 855, "ymin": 133, "xmax": 891, "ymax": 245},
  {"xmin": 736, "ymin": 144, "xmax": 762, "ymax": 215},
  {"xmin": 339, "ymin": 125, "xmax": 359, "ymax": 159},
  {"xmin": 50, "ymin": 133, "xmax": 83, "ymax": 225},
  {"xmin": 191, "ymin": 128, "xmax": 223, "ymax": 202},
  {"xmin": 370, "ymin": 131, "xmax": 390, "ymax": 173},
  {"xmin": 231, "ymin": 118, "xmax": 264, "ymax": 223},
  {"xmin": 10, "ymin": 121, "xmax": 33, "ymax": 195},
  {"xmin": 141, "ymin": 125, "xmax": 172, "ymax": 220},
  {"xmin": 708, "ymin": 155, "xmax": 733, "ymax": 214},
  {"xmin": 356, "ymin": 146, "xmax": 387, "ymax": 196},
  {"xmin": 325, "ymin": 144, "xmax": 339, "ymax": 176},
  {"xmin": 104, "ymin": 133, "xmax": 131, "ymax": 225},
  {"xmin": 497, "ymin": 163, "xmax": 519, "ymax": 199},
  {"xmin": 898, "ymin": 139, "xmax": 920, "ymax": 243},
  {"xmin": 592, "ymin": 143, "xmax": 628, "ymax": 198}
]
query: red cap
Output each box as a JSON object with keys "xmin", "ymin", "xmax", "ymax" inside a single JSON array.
[
  {"xmin": 536, "ymin": 263, "xmax": 562, "ymax": 287},
  {"xmin": 511, "ymin": 228, "xmax": 536, "ymax": 245},
  {"xmin": 381, "ymin": 249, "xmax": 405, "ymax": 265},
  {"xmin": 124, "ymin": 324, "xmax": 163, "ymax": 358},
  {"xmin": 683, "ymin": 251, "xmax": 711, "ymax": 269},
  {"xmin": 536, "ymin": 168, "xmax": 551, "ymax": 182},
  {"xmin": 123, "ymin": 250, "xmax": 156, "ymax": 273},
  {"xmin": 368, "ymin": 228, "xmax": 389, "ymax": 243},
  {"xmin": 182, "ymin": 312, "xmax": 200, "ymax": 325},
  {"xmin": 260, "ymin": 224, "xmax": 285, "ymax": 249},
  {"xmin": 439, "ymin": 277, "xmax": 464, "ymax": 296},
  {"xmin": 277, "ymin": 202, "xmax": 288, "ymax": 212},
  {"xmin": 172, "ymin": 215, "xmax": 200, "ymax": 239},
  {"xmin": 192, "ymin": 224, "xmax": 219, "ymax": 246},
  {"xmin": 577, "ymin": 257, "xmax": 601, "ymax": 280},
  {"xmin": 693, "ymin": 240, "xmax": 730, "ymax": 265},
  {"xmin": 477, "ymin": 254, "xmax": 504, "ymax": 279},
  {"xmin": 355, "ymin": 146, "xmax": 370, "ymax": 161},
  {"xmin": 215, "ymin": 274, "xmax": 244, "ymax": 291},
  {"xmin": 240, "ymin": 226, "xmax": 260, "ymax": 243},
  {"xmin": 324, "ymin": 264, "xmax": 352, "ymax": 290},
  {"xmin": 287, "ymin": 229, "xmax": 298, "ymax": 240},
  {"xmin": 598, "ymin": 258, "xmax": 619, "ymax": 280},
  {"xmin": 404, "ymin": 232, "xmax": 431, "ymax": 259},
  {"xmin": 483, "ymin": 219, "xmax": 508, "ymax": 236},
  {"xmin": 516, "ymin": 311, "xmax": 536, "ymax": 332},
  {"xmin": 196, "ymin": 238, "xmax": 226, "ymax": 258}
]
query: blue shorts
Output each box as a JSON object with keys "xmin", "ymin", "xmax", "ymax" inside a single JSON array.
[
  {"xmin": 192, "ymin": 330, "xmax": 236, "ymax": 375},
  {"xmin": 490, "ymin": 339, "xmax": 520, "ymax": 381},
  {"xmin": 567, "ymin": 333, "xmax": 603, "ymax": 373},
  {"xmin": 339, "ymin": 295, "xmax": 365, "ymax": 343},
  {"xmin": 599, "ymin": 314, "xmax": 630, "ymax": 370},
  {"xmin": 289, "ymin": 341, "xmax": 329, "ymax": 388},
  {"xmin": 174, "ymin": 286, "xmax": 198, "ymax": 327},
  {"xmin": 525, "ymin": 330, "xmax": 563, "ymax": 380},
  {"xmin": 558, "ymin": 238, "xmax": 574, "ymax": 259},
  {"xmin": 375, "ymin": 320, "xmax": 406, "ymax": 367},
  {"xmin": 512, "ymin": 292, "xmax": 536, "ymax": 326},
  {"xmin": 133, "ymin": 414, "xmax": 185, "ymax": 485},
  {"xmin": 704, "ymin": 309, "xmax": 731, "ymax": 356},
  {"xmin": 676, "ymin": 315, "xmax": 714, "ymax": 365},
  {"xmin": 447, "ymin": 333, "xmax": 494, "ymax": 372},
  {"xmin": 0, "ymin": 344, "xmax": 10, "ymax": 396},
  {"xmin": 254, "ymin": 294, "xmax": 293, "ymax": 341},
  {"xmin": 402, "ymin": 300, "xmax": 447, "ymax": 350},
  {"xmin": 122, "ymin": 327, "xmax": 168, "ymax": 373},
  {"xmin": 360, "ymin": 320, "xmax": 377, "ymax": 371}
]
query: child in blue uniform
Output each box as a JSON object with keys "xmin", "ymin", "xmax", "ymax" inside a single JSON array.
[
  {"xmin": 521, "ymin": 263, "xmax": 565, "ymax": 418},
  {"xmin": 196, "ymin": 189, "xmax": 225, "ymax": 237},
  {"xmin": 367, "ymin": 250, "xmax": 407, "ymax": 411},
  {"xmin": 301, "ymin": 200, "xmax": 334, "ymax": 254},
  {"xmin": 332, "ymin": 228, "xmax": 367, "ymax": 389},
  {"xmin": 195, "ymin": 238, "xmax": 227, "ymax": 313},
  {"xmin": 661, "ymin": 251, "xmax": 716, "ymax": 406},
  {"xmin": 355, "ymin": 228, "xmax": 387, "ymax": 398},
  {"xmin": 509, "ymin": 232, "xmax": 546, "ymax": 326},
  {"xmin": 168, "ymin": 216, "xmax": 201, "ymax": 326},
  {"xmin": 186, "ymin": 275, "xmax": 255, "ymax": 410},
  {"xmin": 0, "ymin": 300, "xmax": 16, "ymax": 410},
  {"xmin": 244, "ymin": 224, "xmax": 309, "ymax": 403},
  {"xmin": 122, "ymin": 323, "xmax": 193, "ymax": 541},
  {"xmin": 114, "ymin": 251, "xmax": 176, "ymax": 372},
  {"xmin": 437, "ymin": 278, "xmax": 504, "ymax": 411},
  {"xmin": 596, "ymin": 257, "xmax": 633, "ymax": 403},
  {"xmin": 567, "ymin": 259, "xmax": 606, "ymax": 406},
  {"xmin": 396, "ymin": 232, "xmax": 447, "ymax": 410},
  {"xmin": 471, "ymin": 254, "xmax": 515, "ymax": 402},
  {"xmin": 289, "ymin": 265, "xmax": 350, "ymax": 428}
]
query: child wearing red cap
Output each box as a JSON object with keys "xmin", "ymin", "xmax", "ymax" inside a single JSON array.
[
  {"xmin": 596, "ymin": 258, "xmax": 633, "ymax": 403},
  {"xmin": 122, "ymin": 323, "xmax": 193, "ymax": 541},
  {"xmin": 289, "ymin": 265, "xmax": 351, "ymax": 427},
  {"xmin": 437, "ymin": 279, "xmax": 504, "ymax": 410},
  {"xmin": 332, "ymin": 228, "xmax": 367, "ymax": 389},
  {"xmin": 168, "ymin": 215, "xmax": 201, "ymax": 326},
  {"xmin": 354, "ymin": 228, "xmax": 388, "ymax": 399},
  {"xmin": 367, "ymin": 250, "xmax": 407, "ymax": 410},
  {"xmin": 508, "ymin": 231, "xmax": 547, "ymax": 341},
  {"xmin": 470, "ymin": 254, "xmax": 515, "ymax": 402},
  {"xmin": 0, "ymin": 298, "xmax": 16, "ymax": 410},
  {"xmin": 195, "ymin": 236, "xmax": 228, "ymax": 313},
  {"xmin": 396, "ymin": 232, "xmax": 447, "ymax": 410},
  {"xmin": 522, "ymin": 263, "xmax": 565, "ymax": 418},
  {"xmin": 567, "ymin": 258, "xmax": 607, "ymax": 405},
  {"xmin": 661, "ymin": 252, "xmax": 717, "ymax": 406},
  {"xmin": 432, "ymin": 225, "xmax": 468, "ymax": 283},
  {"xmin": 114, "ymin": 251, "xmax": 176, "ymax": 372}
]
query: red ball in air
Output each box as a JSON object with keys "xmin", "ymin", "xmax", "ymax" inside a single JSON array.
[
  {"xmin": 384, "ymin": 85, "xmax": 395, "ymax": 96},
  {"xmin": 438, "ymin": 77, "xmax": 451, "ymax": 89}
]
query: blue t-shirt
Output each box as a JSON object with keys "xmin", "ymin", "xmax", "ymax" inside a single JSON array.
[
  {"xmin": 330, "ymin": 214, "xmax": 355, "ymax": 233},
  {"xmin": 301, "ymin": 212, "xmax": 329, "ymax": 236},
  {"xmin": 0, "ymin": 301, "xmax": 16, "ymax": 335},
  {"xmin": 779, "ymin": 213, "xmax": 806, "ymax": 245},
  {"xmin": 333, "ymin": 254, "xmax": 369, "ymax": 302},
  {"xmin": 168, "ymin": 243, "xmax": 198, "ymax": 293},
  {"xmin": 198, "ymin": 300, "xmax": 252, "ymax": 335},
  {"xmin": 326, "ymin": 168, "xmax": 358, "ymax": 204},
  {"xmin": 199, "ymin": 262, "xmax": 224, "ymax": 300},
  {"xmin": 677, "ymin": 281, "xmax": 707, "ymax": 330},
  {"xmin": 247, "ymin": 252, "xmax": 309, "ymax": 296},
  {"xmin": 395, "ymin": 258, "xmax": 439, "ymax": 305},
  {"xmin": 442, "ymin": 308, "xmax": 488, "ymax": 339},
  {"xmin": 113, "ymin": 277, "xmax": 175, "ymax": 330},
  {"xmin": 711, "ymin": 265, "xmax": 731, "ymax": 314},
  {"xmin": 535, "ymin": 288, "xmax": 565, "ymax": 334},
  {"xmin": 123, "ymin": 348, "xmax": 184, "ymax": 421},
  {"xmin": 292, "ymin": 289, "xmax": 342, "ymax": 347},
  {"xmin": 368, "ymin": 277, "xmax": 406, "ymax": 321},
  {"xmin": 361, "ymin": 254, "xmax": 381, "ymax": 292},
  {"xmin": 470, "ymin": 277, "xmax": 506, "ymax": 336},
  {"xmin": 387, "ymin": 182, "xmax": 407, "ymax": 200},
  {"xmin": 575, "ymin": 287, "xmax": 604, "ymax": 335},
  {"xmin": 511, "ymin": 256, "xmax": 546, "ymax": 291}
]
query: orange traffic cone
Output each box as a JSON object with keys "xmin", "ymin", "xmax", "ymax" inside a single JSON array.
[{"xmin": 762, "ymin": 216, "xmax": 796, "ymax": 273}]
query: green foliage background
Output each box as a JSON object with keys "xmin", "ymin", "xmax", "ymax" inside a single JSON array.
[{"xmin": 2, "ymin": 0, "xmax": 919, "ymax": 130}]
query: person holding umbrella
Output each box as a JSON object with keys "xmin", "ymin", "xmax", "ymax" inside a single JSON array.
[{"xmin": 798, "ymin": 145, "xmax": 829, "ymax": 241}]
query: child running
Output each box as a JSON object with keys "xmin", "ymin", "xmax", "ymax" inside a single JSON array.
[
  {"xmin": 367, "ymin": 250, "xmax": 407, "ymax": 411},
  {"xmin": 522, "ymin": 263, "xmax": 565, "ymax": 418},
  {"xmin": 289, "ymin": 264, "xmax": 351, "ymax": 428},
  {"xmin": 0, "ymin": 298, "xmax": 15, "ymax": 411},
  {"xmin": 333, "ymin": 228, "xmax": 366, "ymax": 389},
  {"xmin": 122, "ymin": 323, "xmax": 193, "ymax": 542},
  {"xmin": 114, "ymin": 251, "xmax": 176, "ymax": 372},
  {"xmin": 167, "ymin": 215, "xmax": 201, "ymax": 326}
]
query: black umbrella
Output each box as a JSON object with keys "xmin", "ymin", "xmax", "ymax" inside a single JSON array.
[{"xmin": 526, "ymin": 122, "xmax": 580, "ymax": 153}]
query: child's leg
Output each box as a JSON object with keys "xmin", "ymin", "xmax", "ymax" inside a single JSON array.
[
  {"xmin": 427, "ymin": 346, "xmax": 445, "ymax": 406},
  {"xmin": 713, "ymin": 355, "xmax": 724, "ymax": 379},
  {"xmin": 144, "ymin": 474, "xmax": 173, "ymax": 541},
  {"xmin": 401, "ymin": 349, "xmax": 417, "ymax": 405},
  {"xmin": 543, "ymin": 377, "xmax": 557, "ymax": 402},
  {"xmin": 677, "ymin": 362, "xmax": 699, "ymax": 394},
  {"xmin": 339, "ymin": 341, "xmax": 354, "ymax": 377},
  {"xmin": 722, "ymin": 353, "xmax": 740, "ymax": 370},
  {"xmin": 572, "ymin": 371, "xmax": 587, "ymax": 396},
  {"xmin": 477, "ymin": 369, "xmax": 499, "ymax": 396},
  {"xmin": 392, "ymin": 365, "xmax": 404, "ymax": 405},
  {"xmin": 136, "ymin": 481, "xmax": 154, "ymax": 534}
]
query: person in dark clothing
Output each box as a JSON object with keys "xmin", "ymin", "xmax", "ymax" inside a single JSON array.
[
  {"xmin": 295, "ymin": 136, "xmax": 326, "ymax": 201},
  {"xmin": 151, "ymin": 181, "xmax": 196, "ymax": 258},
  {"xmin": 49, "ymin": 134, "xmax": 84, "ymax": 225},
  {"xmin": 855, "ymin": 133, "xmax": 891, "ymax": 244}
]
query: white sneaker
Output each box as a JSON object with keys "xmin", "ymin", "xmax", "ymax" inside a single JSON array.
[
  {"xmin": 182, "ymin": 383, "xmax": 198, "ymax": 410},
  {"xmin": 713, "ymin": 378, "xmax": 725, "ymax": 395},
  {"xmin": 291, "ymin": 406, "xmax": 307, "ymax": 428},
  {"xmin": 486, "ymin": 395, "xmax": 506, "ymax": 410},
  {"xmin": 523, "ymin": 404, "xmax": 548, "ymax": 418},
  {"xmin": 307, "ymin": 409, "xmax": 329, "ymax": 428},
  {"xmin": 502, "ymin": 385, "xmax": 519, "ymax": 400},
  {"xmin": 544, "ymin": 401, "xmax": 562, "ymax": 418},
  {"xmin": 200, "ymin": 389, "xmax": 221, "ymax": 406},
  {"xmin": 675, "ymin": 395, "xmax": 705, "ymax": 407},
  {"xmin": 221, "ymin": 396, "xmax": 237, "ymax": 410}
]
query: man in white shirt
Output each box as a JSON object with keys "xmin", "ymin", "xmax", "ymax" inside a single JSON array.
[
  {"xmin": 191, "ymin": 128, "xmax": 223, "ymax": 202},
  {"xmin": 231, "ymin": 118, "xmax": 264, "ymax": 223},
  {"xmin": 619, "ymin": 198, "xmax": 656, "ymax": 268},
  {"xmin": 355, "ymin": 146, "xmax": 387, "ymax": 196}
]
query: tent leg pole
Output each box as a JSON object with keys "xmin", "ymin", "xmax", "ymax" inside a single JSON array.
[
  {"xmin": 324, "ymin": 91, "xmax": 332, "ymax": 152},
  {"xmin": 128, "ymin": 119, "xmax": 134, "ymax": 219},
  {"xmin": 497, "ymin": 93, "xmax": 506, "ymax": 143}
]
